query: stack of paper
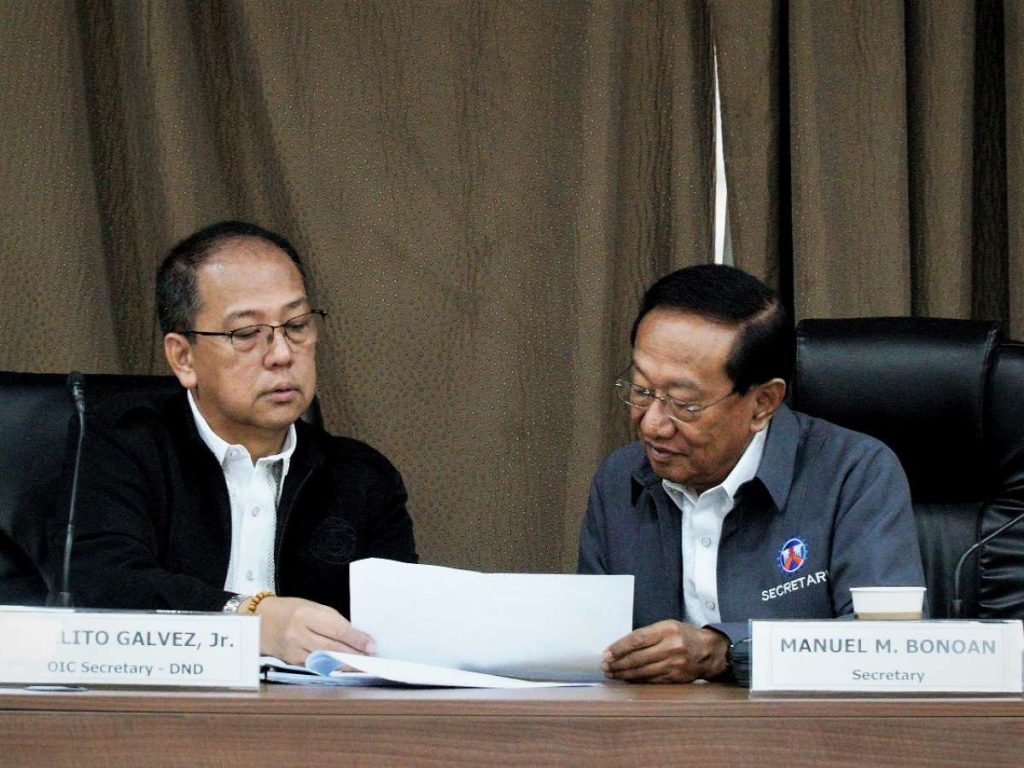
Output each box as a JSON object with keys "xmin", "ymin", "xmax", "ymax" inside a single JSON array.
[{"xmin": 268, "ymin": 559, "xmax": 634, "ymax": 688}]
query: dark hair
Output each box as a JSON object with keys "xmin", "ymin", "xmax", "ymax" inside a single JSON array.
[
  {"xmin": 156, "ymin": 221, "xmax": 308, "ymax": 334},
  {"xmin": 630, "ymin": 264, "xmax": 794, "ymax": 392}
]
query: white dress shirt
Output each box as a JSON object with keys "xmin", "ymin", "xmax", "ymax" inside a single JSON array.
[
  {"xmin": 187, "ymin": 391, "xmax": 296, "ymax": 595},
  {"xmin": 662, "ymin": 428, "xmax": 767, "ymax": 627}
]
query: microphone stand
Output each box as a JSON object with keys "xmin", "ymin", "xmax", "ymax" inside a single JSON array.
[
  {"xmin": 950, "ymin": 509, "xmax": 1024, "ymax": 618},
  {"xmin": 57, "ymin": 373, "xmax": 86, "ymax": 608}
]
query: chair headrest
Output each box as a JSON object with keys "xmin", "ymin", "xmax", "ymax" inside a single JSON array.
[{"xmin": 792, "ymin": 318, "xmax": 1002, "ymax": 499}]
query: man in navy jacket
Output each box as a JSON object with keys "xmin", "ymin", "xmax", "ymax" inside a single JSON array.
[{"xmin": 578, "ymin": 265, "xmax": 924, "ymax": 684}]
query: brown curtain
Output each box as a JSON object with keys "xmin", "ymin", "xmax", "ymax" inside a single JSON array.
[
  {"xmin": 1, "ymin": 0, "xmax": 1018, "ymax": 575},
  {"xmin": 0, "ymin": 0, "xmax": 712, "ymax": 574},
  {"xmin": 713, "ymin": 0, "xmax": 1023, "ymax": 338}
]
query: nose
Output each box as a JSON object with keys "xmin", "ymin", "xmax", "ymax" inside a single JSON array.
[
  {"xmin": 637, "ymin": 398, "xmax": 675, "ymax": 438},
  {"xmin": 262, "ymin": 326, "xmax": 294, "ymax": 366}
]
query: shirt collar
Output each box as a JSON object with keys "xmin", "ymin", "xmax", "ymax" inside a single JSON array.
[
  {"xmin": 187, "ymin": 389, "xmax": 297, "ymax": 467},
  {"xmin": 661, "ymin": 426, "xmax": 767, "ymax": 505}
]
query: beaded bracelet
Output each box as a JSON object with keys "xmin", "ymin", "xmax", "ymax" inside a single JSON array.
[{"xmin": 246, "ymin": 590, "xmax": 275, "ymax": 614}]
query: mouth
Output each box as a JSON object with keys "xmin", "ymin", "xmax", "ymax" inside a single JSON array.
[
  {"xmin": 263, "ymin": 385, "xmax": 301, "ymax": 403},
  {"xmin": 645, "ymin": 442, "xmax": 684, "ymax": 463}
]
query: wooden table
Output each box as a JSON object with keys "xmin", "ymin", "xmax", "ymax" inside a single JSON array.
[{"xmin": 0, "ymin": 682, "xmax": 1021, "ymax": 767}]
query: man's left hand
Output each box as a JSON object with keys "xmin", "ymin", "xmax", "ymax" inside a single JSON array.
[
  {"xmin": 252, "ymin": 595, "xmax": 375, "ymax": 666},
  {"xmin": 602, "ymin": 620, "xmax": 729, "ymax": 683}
]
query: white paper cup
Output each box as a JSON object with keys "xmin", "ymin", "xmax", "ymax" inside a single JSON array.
[{"xmin": 850, "ymin": 586, "xmax": 926, "ymax": 620}]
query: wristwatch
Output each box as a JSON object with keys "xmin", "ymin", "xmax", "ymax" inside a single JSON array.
[{"xmin": 222, "ymin": 594, "xmax": 247, "ymax": 614}]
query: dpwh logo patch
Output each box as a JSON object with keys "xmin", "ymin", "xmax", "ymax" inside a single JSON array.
[{"xmin": 777, "ymin": 537, "xmax": 808, "ymax": 574}]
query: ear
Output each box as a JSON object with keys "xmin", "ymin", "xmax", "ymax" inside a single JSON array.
[
  {"xmin": 750, "ymin": 378, "xmax": 786, "ymax": 432},
  {"xmin": 163, "ymin": 333, "xmax": 198, "ymax": 389}
]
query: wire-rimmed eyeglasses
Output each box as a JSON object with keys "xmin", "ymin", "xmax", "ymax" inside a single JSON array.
[
  {"xmin": 182, "ymin": 310, "xmax": 327, "ymax": 354},
  {"xmin": 614, "ymin": 375, "xmax": 736, "ymax": 423}
]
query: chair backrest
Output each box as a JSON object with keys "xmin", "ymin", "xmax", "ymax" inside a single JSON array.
[
  {"xmin": 0, "ymin": 372, "xmax": 181, "ymax": 604},
  {"xmin": 791, "ymin": 318, "xmax": 1024, "ymax": 619},
  {"xmin": 0, "ymin": 371, "xmax": 324, "ymax": 605}
]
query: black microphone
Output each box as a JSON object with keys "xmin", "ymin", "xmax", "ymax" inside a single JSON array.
[
  {"xmin": 950, "ymin": 509, "xmax": 1024, "ymax": 618},
  {"xmin": 57, "ymin": 371, "xmax": 86, "ymax": 608}
]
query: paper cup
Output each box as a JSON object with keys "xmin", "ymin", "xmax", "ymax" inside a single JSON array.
[{"xmin": 850, "ymin": 586, "xmax": 926, "ymax": 620}]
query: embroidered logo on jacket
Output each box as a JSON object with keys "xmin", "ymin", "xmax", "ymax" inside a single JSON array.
[
  {"xmin": 309, "ymin": 517, "xmax": 358, "ymax": 564},
  {"xmin": 762, "ymin": 569, "xmax": 829, "ymax": 602},
  {"xmin": 777, "ymin": 537, "xmax": 807, "ymax": 574}
]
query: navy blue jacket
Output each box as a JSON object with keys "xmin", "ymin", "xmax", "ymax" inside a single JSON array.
[{"xmin": 578, "ymin": 405, "xmax": 925, "ymax": 681}]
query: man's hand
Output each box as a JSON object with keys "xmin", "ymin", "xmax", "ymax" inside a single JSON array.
[
  {"xmin": 249, "ymin": 596, "xmax": 375, "ymax": 666},
  {"xmin": 602, "ymin": 620, "xmax": 729, "ymax": 683}
]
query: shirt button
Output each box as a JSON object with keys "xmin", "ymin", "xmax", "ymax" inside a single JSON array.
[
  {"xmin": 700, "ymin": 536, "xmax": 712, "ymax": 548},
  {"xmin": 246, "ymin": 570, "xmax": 255, "ymax": 581},
  {"xmin": 251, "ymin": 507, "xmax": 260, "ymax": 517},
  {"xmin": 706, "ymin": 600, "xmax": 716, "ymax": 612}
]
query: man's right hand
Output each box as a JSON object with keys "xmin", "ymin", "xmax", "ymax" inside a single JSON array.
[
  {"xmin": 247, "ymin": 595, "xmax": 375, "ymax": 666},
  {"xmin": 601, "ymin": 620, "xmax": 729, "ymax": 683}
]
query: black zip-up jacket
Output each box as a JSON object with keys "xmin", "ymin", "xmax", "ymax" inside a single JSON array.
[{"xmin": 55, "ymin": 390, "xmax": 417, "ymax": 615}]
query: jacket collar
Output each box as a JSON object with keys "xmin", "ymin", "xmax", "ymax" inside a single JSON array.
[{"xmin": 752, "ymin": 403, "xmax": 798, "ymax": 512}]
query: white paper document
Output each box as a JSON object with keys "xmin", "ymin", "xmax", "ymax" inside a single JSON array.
[
  {"xmin": 344, "ymin": 558, "xmax": 634, "ymax": 685},
  {"xmin": 307, "ymin": 651, "xmax": 594, "ymax": 688},
  {"xmin": 260, "ymin": 656, "xmax": 395, "ymax": 687},
  {"xmin": 262, "ymin": 653, "xmax": 584, "ymax": 689}
]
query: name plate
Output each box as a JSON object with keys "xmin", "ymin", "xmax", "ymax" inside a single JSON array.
[
  {"xmin": 0, "ymin": 607, "xmax": 260, "ymax": 689},
  {"xmin": 751, "ymin": 619, "xmax": 1023, "ymax": 694}
]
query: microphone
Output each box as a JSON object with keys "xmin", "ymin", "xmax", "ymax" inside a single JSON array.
[
  {"xmin": 57, "ymin": 371, "xmax": 86, "ymax": 608},
  {"xmin": 950, "ymin": 509, "xmax": 1024, "ymax": 618}
]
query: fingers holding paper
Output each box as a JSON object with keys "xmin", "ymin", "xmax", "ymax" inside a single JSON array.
[
  {"xmin": 252, "ymin": 596, "xmax": 376, "ymax": 666},
  {"xmin": 602, "ymin": 620, "xmax": 729, "ymax": 683}
]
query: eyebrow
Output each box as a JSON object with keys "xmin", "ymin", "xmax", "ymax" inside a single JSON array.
[
  {"xmin": 629, "ymin": 361, "xmax": 702, "ymax": 393},
  {"xmin": 223, "ymin": 297, "xmax": 309, "ymax": 325}
]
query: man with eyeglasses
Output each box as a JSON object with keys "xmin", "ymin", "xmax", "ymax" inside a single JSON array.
[
  {"xmin": 60, "ymin": 221, "xmax": 416, "ymax": 664},
  {"xmin": 578, "ymin": 264, "xmax": 924, "ymax": 685}
]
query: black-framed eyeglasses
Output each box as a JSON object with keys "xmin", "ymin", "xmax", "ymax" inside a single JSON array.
[
  {"xmin": 614, "ymin": 372, "xmax": 736, "ymax": 424},
  {"xmin": 182, "ymin": 310, "xmax": 327, "ymax": 354}
]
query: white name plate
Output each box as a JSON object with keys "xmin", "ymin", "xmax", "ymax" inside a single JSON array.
[
  {"xmin": 751, "ymin": 619, "xmax": 1023, "ymax": 694},
  {"xmin": 0, "ymin": 607, "xmax": 260, "ymax": 689}
]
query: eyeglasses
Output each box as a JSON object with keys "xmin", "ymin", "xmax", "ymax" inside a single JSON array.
[
  {"xmin": 614, "ymin": 375, "xmax": 736, "ymax": 423},
  {"xmin": 183, "ymin": 310, "xmax": 327, "ymax": 354}
]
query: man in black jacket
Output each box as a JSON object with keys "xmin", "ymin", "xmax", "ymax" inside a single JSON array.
[{"xmin": 63, "ymin": 221, "xmax": 417, "ymax": 664}]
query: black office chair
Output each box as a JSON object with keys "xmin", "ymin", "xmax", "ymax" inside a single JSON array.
[
  {"xmin": 791, "ymin": 318, "xmax": 1024, "ymax": 619},
  {"xmin": 0, "ymin": 371, "xmax": 324, "ymax": 605}
]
